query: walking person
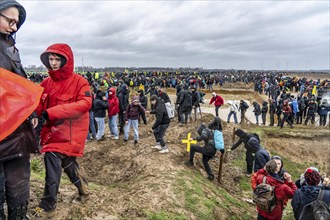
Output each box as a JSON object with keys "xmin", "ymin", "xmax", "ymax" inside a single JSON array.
[
  {"xmin": 34, "ymin": 43, "xmax": 92, "ymax": 217},
  {"xmin": 239, "ymin": 100, "xmax": 249, "ymax": 124},
  {"xmin": 227, "ymin": 101, "xmax": 238, "ymax": 124},
  {"xmin": 0, "ymin": 1, "xmax": 39, "ymax": 218},
  {"xmin": 269, "ymin": 99, "xmax": 276, "ymax": 126},
  {"xmin": 209, "ymin": 92, "xmax": 224, "ymax": 117},
  {"xmin": 150, "ymin": 95, "xmax": 170, "ymax": 153}
]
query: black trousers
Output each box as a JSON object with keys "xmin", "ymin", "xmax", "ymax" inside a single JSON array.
[
  {"xmin": 281, "ymin": 114, "xmax": 293, "ymax": 128},
  {"xmin": 39, "ymin": 152, "xmax": 85, "ymax": 211},
  {"xmin": 0, "ymin": 156, "xmax": 30, "ymax": 215},
  {"xmin": 246, "ymin": 150, "xmax": 254, "ymax": 174},
  {"xmin": 153, "ymin": 124, "xmax": 169, "ymax": 147},
  {"xmin": 269, "ymin": 113, "xmax": 275, "ymax": 126},
  {"xmin": 305, "ymin": 114, "xmax": 315, "ymax": 125},
  {"xmin": 189, "ymin": 145, "xmax": 213, "ymax": 176}
]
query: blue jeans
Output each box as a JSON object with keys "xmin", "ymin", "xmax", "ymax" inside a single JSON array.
[
  {"xmin": 87, "ymin": 111, "xmax": 97, "ymax": 140},
  {"xmin": 255, "ymin": 115, "xmax": 259, "ymax": 125},
  {"xmin": 227, "ymin": 111, "xmax": 238, "ymax": 123},
  {"xmin": 108, "ymin": 115, "xmax": 119, "ymax": 137},
  {"xmin": 95, "ymin": 117, "xmax": 105, "ymax": 140},
  {"xmin": 124, "ymin": 119, "xmax": 139, "ymax": 141}
]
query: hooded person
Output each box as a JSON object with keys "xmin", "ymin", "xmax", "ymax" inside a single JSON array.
[
  {"xmin": 229, "ymin": 129, "xmax": 257, "ymax": 174},
  {"xmin": 247, "ymin": 136, "xmax": 270, "ymax": 172},
  {"xmin": 138, "ymin": 89, "xmax": 148, "ymax": 109},
  {"xmin": 107, "ymin": 87, "xmax": 120, "ymax": 140},
  {"xmin": 123, "ymin": 95, "xmax": 147, "ymax": 145},
  {"xmin": 185, "ymin": 118, "xmax": 219, "ymax": 180},
  {"xmin": 292, "ymin": 168, "xmax": 330, "ymax": 220},
  {"xmin": 253, "ymin": 160, "xmax": 297, "ymax": 220},
  {"xmin": 93, "ymin": 90, "xmax": 109, "ymax": 141},
  {"xmin": 0, "ymin": 1, "xmax": 39, "ymax": 218},
  {"xmin": 34, "ymin": 43, "xmax": 92, "ymax": 216}
]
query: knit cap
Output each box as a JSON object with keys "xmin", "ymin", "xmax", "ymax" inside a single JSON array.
[{"xmin": 304, "ymin": 168, "xmax": 321, "ymax": 186}]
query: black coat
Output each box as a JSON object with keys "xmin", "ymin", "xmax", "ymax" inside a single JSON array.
[
  {"xmin": 151, "ymin": 98, "xmax": 170, "ymax": 130},
  {"xmin": 178, "ymin": 90, "xmax": 192, "ymax": 114},
  {"xmin": 93, "ymin": 91, "xmax": 109, "ymax": 117},
  {"xmin": 194, "ymin": 124, "xmax": 216, "ymax": 157},
  {"xmin": 292, "ymin": 186, "xmax": 330, "ymax": 220},
  {"xmin": 0, "ymin": 33, "xmax": 38, "ymax": 161}
]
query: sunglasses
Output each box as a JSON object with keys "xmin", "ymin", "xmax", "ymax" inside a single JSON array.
[{"xmin": 0, "ymin": 13, "xmax": 18, "ymax": 27}]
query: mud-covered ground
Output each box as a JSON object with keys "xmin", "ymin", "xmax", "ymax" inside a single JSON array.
[{"xmin": 27, "ymin": 85, "xmax": 330, "ymax": 219}]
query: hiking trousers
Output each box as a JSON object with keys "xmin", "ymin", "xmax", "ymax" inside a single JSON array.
[{"xmin": 39, "ymin": 152, "xmax": 86, "ymax": 211}]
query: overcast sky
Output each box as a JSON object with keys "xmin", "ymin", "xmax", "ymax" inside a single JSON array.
[{"xmin": 16, "ymin": 1, "xmax": 329, "ymax": 70}]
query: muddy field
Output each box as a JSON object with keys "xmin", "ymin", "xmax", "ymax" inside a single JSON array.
[{"xmin": 27, "ymin": 86, "xmax": 330, "ymax": 220}]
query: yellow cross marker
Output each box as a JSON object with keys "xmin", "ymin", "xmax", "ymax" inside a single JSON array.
[{"xmin": 182, "ymin": 132, "xmax": 197, "ymax": 152}]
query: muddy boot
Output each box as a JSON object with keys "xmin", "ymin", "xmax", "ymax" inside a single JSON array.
[
  {"xmin": 74, "ymin": 176, "xmax": 89, "ymax": 203},
  {"xmin": 8, "ymin": 203, "xmax": 29, "ymax": 220},
  {"xmin": 207, "ymin": 174, "xmax": 214, "ymax": 181},
  {"xmin": 184, "ymin": 160, "xmax": 194, "ymax": 167}
]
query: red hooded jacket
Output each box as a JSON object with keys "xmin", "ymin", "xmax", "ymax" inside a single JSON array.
[
  {"xmin": 107, "ymin": 87, "xmax": 119, "ymax": 117},
  {"xmin": 253, "ymin": 168, "xmax": 297, "ymax": 220},
  {"xmin": 35, "ymin": 43, "xmax": 92, "ymax": 157},
  {"xmin": 209, "ymin": 95, "xmax": 224, "ymax": 106}
]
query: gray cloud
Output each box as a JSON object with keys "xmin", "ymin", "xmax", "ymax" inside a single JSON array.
[{"xmin": 16, "ymin": 1, "xmax": 329, "ymax": 70}]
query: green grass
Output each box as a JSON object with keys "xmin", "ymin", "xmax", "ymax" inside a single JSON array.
[
  {"xmin": 31, "ymin": 157, "xmax": 45, "ymax": 180},
  {"xmin": 144, "ymin": 210, "xmax": 187, "ymax": 220},
  {"xmin": 173, "ymin": 169, "xmax": 253, "ymax": 220}
]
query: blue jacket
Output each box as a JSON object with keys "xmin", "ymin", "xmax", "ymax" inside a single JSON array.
[
  {"xmin": 247, "ymin": 137, "xmax": 270, "ymax": 172},
  {"xmin": 291, "ymin": 186, "xmax": 330, "ymax": 220}
]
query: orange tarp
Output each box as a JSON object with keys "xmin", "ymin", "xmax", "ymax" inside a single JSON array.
[{"xmin": 0, "ymin": 68, "xmax": 43, "ymax": 141}]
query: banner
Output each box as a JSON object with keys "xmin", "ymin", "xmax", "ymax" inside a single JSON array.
[{"xmin": 0, "ymin": 68, "xmax": 43, "ymax": 141}]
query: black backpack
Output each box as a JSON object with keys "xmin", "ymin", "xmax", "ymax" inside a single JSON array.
[{"xmin": 299, "ymin": 189, "xmax": 330, "ymax": 220}]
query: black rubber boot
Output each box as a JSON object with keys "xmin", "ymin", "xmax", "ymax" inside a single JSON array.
[{"xmin": 8, "ymin": 203, "xmax": 29, "ymax": 220}]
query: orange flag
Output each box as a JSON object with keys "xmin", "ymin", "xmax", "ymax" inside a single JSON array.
[{"xmin": 0, "ymin": 68, "xmax": 44, "ymax": 141}]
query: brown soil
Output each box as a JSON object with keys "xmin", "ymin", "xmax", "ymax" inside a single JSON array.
[{"xmin": 28, "ymin": 87, "xmax": 330, "ymax": 219}]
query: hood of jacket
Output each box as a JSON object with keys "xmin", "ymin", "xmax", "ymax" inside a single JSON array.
[
  {"xmin": 40, "ymin": 43, "xmax": 74, "ymax": 81},
  {"xmin": 96, "ymin": 90, "xmax": 105, "ymax": 100},
  {"xmin": 197, "ymin": 124, "xmax": 206, "ymax": 136},
  {"xmin": 208, "ymin": 116, "xmax": 222, "ymax": 130},
  {"xmin": 247, "ymin": 136, "xmax": 261, "ymax": 153},
  {"xmin": 0, "ymin": 0, "xmax": 26, "ymax": 36},
  {"xmin": 235, "ymin": 129, "xmax": 248, "ymax": 140},
  {"xmin": 108, "ymin": 87, "xmax": 116, "ymax": 98}
]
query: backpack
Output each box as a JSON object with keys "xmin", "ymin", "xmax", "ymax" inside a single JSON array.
[
  {"xmin": 299, "ymin": 189, "xmax": 330, "ymax": 220},
  {"xmin": 213, "ymin": 130, "xmax": 224, "ymax": 151},
  {"xmin": 253, "ymin": 176, "xmax": 276, "ymax": 213},
  {"xmin": 243, "ymin": 101, "xmax": 249, "ymax": 109},
  {"xmin": 164, "ymin": 102, "xmax": 175, "ymax": 119}
]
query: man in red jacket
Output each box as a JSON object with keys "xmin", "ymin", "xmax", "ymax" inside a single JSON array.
[
  {"xmin": 209, "ymin": 92, "xmax": 224, "ymax": 117},
  {"xmin": 34, "ymin": 43, "xmax": 92, "ymax": 217}
]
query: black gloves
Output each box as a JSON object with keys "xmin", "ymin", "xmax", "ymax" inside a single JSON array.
[{"xmin": 42, "ymin": 111, "xmax": 49, "ymax": 121}]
